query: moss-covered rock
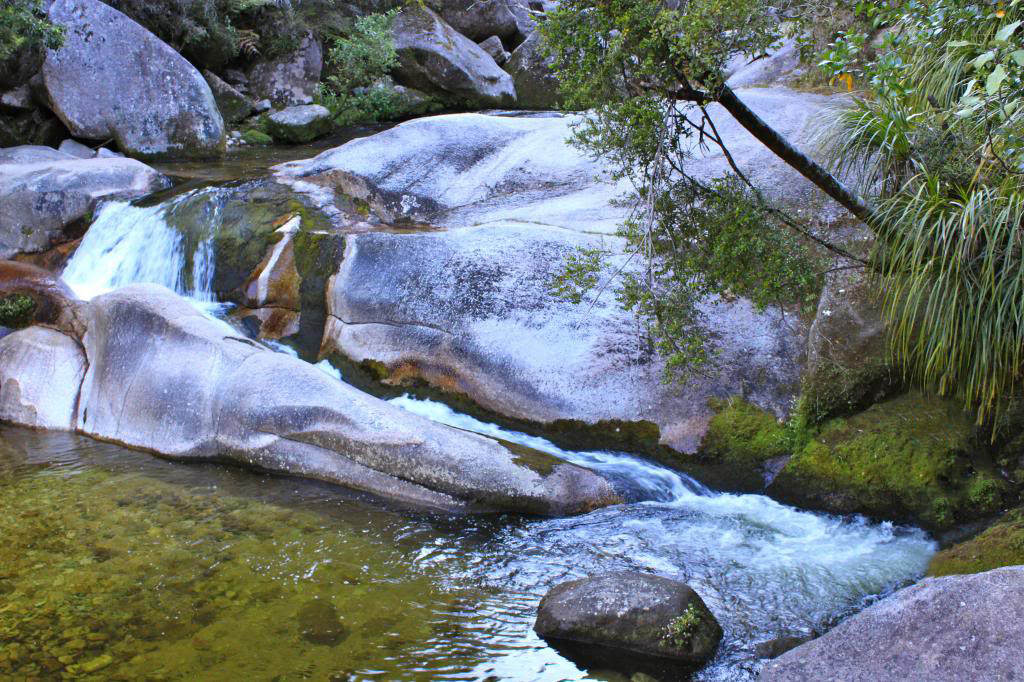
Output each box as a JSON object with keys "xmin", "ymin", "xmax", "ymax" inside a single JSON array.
[
  {"xmin": 768, "ymin": 392, "xmax": 1010, "ymax": 530},
  {"xmin": 242, "ymin": 130, "xmax": 272, "ymax": 146},
  {"xmin": 700, "ymin": 397, "xmax": 788, "ymax": 466},
  {"xmin": 927, "ymin": 508, "xmax": 1024, "ymax": 576}
]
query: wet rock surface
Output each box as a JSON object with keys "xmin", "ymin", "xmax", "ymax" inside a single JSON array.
[
  {"xmin": 535, "ymin": 572, "xmax": 723, "ymax": 664},
  {"xmin": 760, "ymin": 566, "xmax": 1024, "ymax": 682},
  {"xmin": 42, "ymin": 0, "xmax": 225, "ymax": 158}
]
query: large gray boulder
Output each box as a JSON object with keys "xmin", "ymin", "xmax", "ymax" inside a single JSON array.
[
  {"xmin": 429, "ymin": 0, "xmax": 535, "ymax": 45},
  {"xmin": 0, "ymin": 155, "xmax": 169, "ymax": 259},
  {"xmin": 0, "ymin": 145, "xmax": 74, "ymax": 164},
  {"xmin": 505, "ymin": 30, "xmax": 561, "ymax": 109},
  {"xmin": 245, "ymin": 32, "xmax": 323, "ymax": 107},
  {"xmin": 535, "ymin": 572, "xmax": 722, "ymax": 665},
  {"xmin": 61, "ymin": 284, "xmax": 618, "ymax": 514},
  {"xmin": 760, "ymin": 566, "xmax": 1024, "ymax": 682},
  {"xmin": 42, "ymin": 0, "xmax": 225, "ymax": 158},
  {"xmin": 276, "ymin": 90, "xmax": 836, "ymax": 232},
  {"xmin": 392, "ymin": 6, "xmax": 517, "ymax": 107}
]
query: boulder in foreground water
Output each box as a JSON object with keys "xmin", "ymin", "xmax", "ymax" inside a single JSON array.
[
  {"xmin": 759, "ymin": 566, "xmax": 1024, "ymax": 682},
  {"xmin": 0, "ymin": 274, "xmax": 619, "ymax": 516},
  {"xmin": 42, "ymin": 0, "xmax": 225, "ymax": 158},
  {"xmin": 535, "ymin": 572, "xmax": 723, "ymax": 665}
]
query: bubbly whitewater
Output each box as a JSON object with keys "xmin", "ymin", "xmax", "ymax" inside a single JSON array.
[{"xmin": 49, "ymin": 187, "xmax": 938, "ymax": 680}]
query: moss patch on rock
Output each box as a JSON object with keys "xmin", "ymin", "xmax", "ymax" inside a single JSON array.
[
  {"xmin": 241, "ymin": 130, "xmax": 272, "ymax": 146},
  {"xmin": 927, "ymin": 508, "xmax": 1024, "ymax": 576},
  {"xmin": 769, "ymin": 391, "xmax": 1010, "ymax": 530},
  {"xmin": 700, "ymin": 397, "xmax": 788, "ymax": 467}
]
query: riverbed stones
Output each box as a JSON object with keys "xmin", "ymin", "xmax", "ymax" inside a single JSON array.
[
  {"xmin": 535, "ymin": 572, "xmax": 722, "ymax": 664},
  {"xmin": 267, "ymin": 105, "xmax": 333, "ymax": 144},
  {"xmin": 392, "ymin": 6, "xmax": 517, "ymax": 107},
  {"xmin": 0, "ymin": 154, "xmax": 169, "ymax": 259},
  {"xmin": 759, "ymin": 566, "xmax": 1024, "ymax": 681},
  {"xmin": 42, "ymin": 0, "xmax": 225, "ymax": 158}
]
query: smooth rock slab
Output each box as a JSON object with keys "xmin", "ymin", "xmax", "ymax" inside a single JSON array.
[
  {"xmin": 276, "ymin": 90, "xmax": 838, "ymax": 233},
  {"xmin": 71, "ymin": 284, "xmax": 618, "ymax": 515},
  {"xmin": 0, "ymin": 156, "xmax": 169, "ymax": 259},
  {"xmin": 42, "ymin": 0, "xmax": 225, "ymax": 158},
  {"xmin": 760, "ymin": 566, "xmax": 1024, "ymax": 682},
  {"xmin": 535, "ymin": 572, "xmax": 723, "ymax": 664}
]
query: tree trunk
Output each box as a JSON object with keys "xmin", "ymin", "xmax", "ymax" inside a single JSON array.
[{"xmin": 716, "ymin": 85, "xmax": 876, "ymax": 225}]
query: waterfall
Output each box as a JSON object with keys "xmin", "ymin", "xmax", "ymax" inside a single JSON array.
[{"xmin": 62, "ymin": 196, "xmax": 218, "ymax": 302}]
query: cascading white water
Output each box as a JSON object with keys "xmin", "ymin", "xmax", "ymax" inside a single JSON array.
[
  {"xmin": 389, "ymin": 392, "xmax": 936, "ymax": 680},
  {"xmin": 62, "ymin": 198, "xmax": 217, "ymax": 302}
]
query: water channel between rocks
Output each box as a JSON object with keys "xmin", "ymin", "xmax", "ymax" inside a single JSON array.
[{"xmin": 2, "ymin": 149, "xmax": 937, "ymax": 682}]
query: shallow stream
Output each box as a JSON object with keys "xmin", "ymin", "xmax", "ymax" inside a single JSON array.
[{"xmin": 1, "ymin": 147, "xmax": 937, "ymax": 681}]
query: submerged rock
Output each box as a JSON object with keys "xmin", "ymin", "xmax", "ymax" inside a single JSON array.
[
  {"xmin": 392, "ymin": 6, "xmax": 517, "ymax": 107},
  {"xmin": 297, "ymin": 599, "xmax": 349, "ymax": 646},
  {"xmin": 760, "ymin": 566, "xmax": 1024, "ymax": 681},
  {"xmin": 535, "ymin": 572, "xmax": 722, "ymax": 665},
  {"xmin": 267, "ymin": 105, "xmax": 333, "ymax": 144},
  {"xmin": 0, "ymin": 155, "xmax": 168, "ymax": 259},
  {"xmin": 42, "ymin": 0, "xmax": 225, "ymax": 158}
]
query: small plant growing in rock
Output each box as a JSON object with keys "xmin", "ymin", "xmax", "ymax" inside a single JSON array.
[
  {"xmin": 664, "ymin": 603, "xmax": 702, "ymax": 649},
  {"xmin": 0, "ymin": 294, "xmax": 36, "ymax": 329}
]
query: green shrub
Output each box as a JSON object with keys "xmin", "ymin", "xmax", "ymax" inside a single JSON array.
[{"xmin": 318, "ymin": 11, "xmax": 435, "ymax": 125}]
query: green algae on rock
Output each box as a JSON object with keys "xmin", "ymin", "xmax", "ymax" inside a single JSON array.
[
  {"xmin": 769, "ymin": 392, "xmax": 1010, "ymax": 530},
  {"xmin": 927, "ymin": 508, "xmax": 1024, "ymax": 577}
]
